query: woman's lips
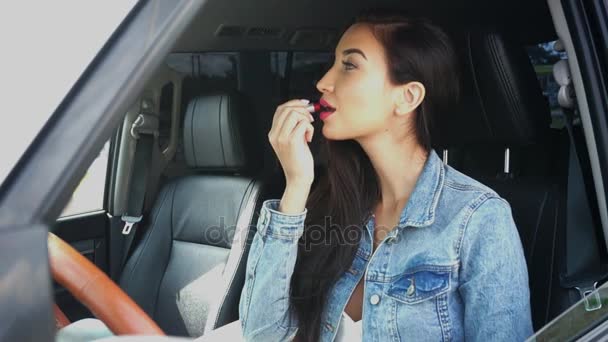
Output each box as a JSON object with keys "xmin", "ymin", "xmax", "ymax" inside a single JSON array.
[
  {"xmin": 319, "ymin": 98, "xmax": 334, "ymax": 109},
  {"xmin": 319, "ymin": 110, "xmax": 334, "ymax": 120},
  {"xmin": 305, "ymin": 99, "xmax": 335, "ymax": 121},
  {"xmin": 318, "ymin": 99, "xmax": 336, "ymax": 120}
]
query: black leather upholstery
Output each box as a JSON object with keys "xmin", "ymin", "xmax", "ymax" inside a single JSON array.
[
  {"xmin": 438, "ymin": 31, "xmax": 568, "ymax": 330},
  {"xmin": 435, "ymin": 31, "xmax": 551, "ymax": 149},
  {"xmin": 119, "ymin": 92, "xmax": 265, "ymax": 337}
]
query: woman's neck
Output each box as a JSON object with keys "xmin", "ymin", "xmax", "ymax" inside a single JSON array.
[{"xmin": 357, "ymin": 134, "xmax": 428, "ymax": 210}]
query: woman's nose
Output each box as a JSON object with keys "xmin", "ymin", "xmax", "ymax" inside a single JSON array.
[{"xmin": 316, "ymin": 70, "xmax": 334, "ymax": 94}]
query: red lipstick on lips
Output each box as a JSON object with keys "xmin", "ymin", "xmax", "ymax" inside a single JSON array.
[
  {"xmin": 306, "ymin": 99, "xmax": 336, "ymax": 120},
  {"xmin": 307, "ymin": 102, "xmax": 323, "ymax": 113}
]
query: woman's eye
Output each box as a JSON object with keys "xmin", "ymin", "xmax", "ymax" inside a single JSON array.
[{"xmin": 341, "ymin": 61, "xmax": 356, "ymax": 70}]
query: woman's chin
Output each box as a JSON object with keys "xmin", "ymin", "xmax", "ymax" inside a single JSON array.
[
  {"xmin": 321, "ymin": 124, "xmax": 351, "ymax": 141},
  {"xmin": 321, "ymin": 125, "xmax": 337, "ymax": 140}
]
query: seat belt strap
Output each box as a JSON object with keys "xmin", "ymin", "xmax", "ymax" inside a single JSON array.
[
  {"xmin": 120, "ymin": 112, "xmax": 158, "ymax": 268},
  {"xmin": 560, "ymin": 108, "xmax": 608, "ymax": 312}
]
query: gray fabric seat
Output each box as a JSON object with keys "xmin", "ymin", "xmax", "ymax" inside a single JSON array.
[{"xmin": 118, "ymin": 92, "xmax": 266, "ymax": 337}]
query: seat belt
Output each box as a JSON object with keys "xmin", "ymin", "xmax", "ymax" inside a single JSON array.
[
  {"xmin": 553, "ymin": 53, "xmax": 608, "ymax": 311},
  {"xmin": 560, "ymin": 107, "xmax": 608, "ymax": 312},
  {"xmin": 120, "ymin": 109, "xmax": 160, "ymax": 268}
]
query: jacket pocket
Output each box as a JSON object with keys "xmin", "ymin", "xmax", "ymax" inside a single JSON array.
[{"xmin": 385, "ymin": 265, "xmax": 452, "ymax": 304}]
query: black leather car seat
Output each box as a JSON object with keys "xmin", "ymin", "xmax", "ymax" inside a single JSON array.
[
  {"xmin": 434, "ymin": 30, "xmax": 569, "ymax": 330},
  {"xmin": 118, "ymin": 92, "xmax": 267, "ymax": 337}
]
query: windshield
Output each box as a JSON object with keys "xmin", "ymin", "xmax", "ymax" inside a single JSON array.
[{"xmin": 0, "ymin": 0, "xmax": 137, "ymax": 186}]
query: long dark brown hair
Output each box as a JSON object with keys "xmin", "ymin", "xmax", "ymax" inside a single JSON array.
[{"xmin": 288, "ymin": 9, "xmax": 460, "ymax": 342}]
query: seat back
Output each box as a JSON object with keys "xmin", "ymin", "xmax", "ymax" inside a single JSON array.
[
  {"xmin": 435, "ymin": 30, "xmax": 569, "ymax": 330},
  {"xmin": 119, "ymin": 92, "xmax": 266, "ymax": 337}
]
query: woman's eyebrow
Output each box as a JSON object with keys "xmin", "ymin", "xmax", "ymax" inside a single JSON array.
[{"xmin": 342, "ymin": 48, "xmax": 368, "ymax": 60}]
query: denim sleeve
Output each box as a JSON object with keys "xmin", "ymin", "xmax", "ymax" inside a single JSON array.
[
  {"xmin": 459, "ymin": 196, "xmax": 534, "ymax": 341},
  {"xmin": 238, "ymin": 199, "xmax": 305, "ymax": 342}
]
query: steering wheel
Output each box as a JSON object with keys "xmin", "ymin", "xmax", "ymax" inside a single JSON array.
[{"xmin": 48, "ymin": 232, "xmax": 164, "ymax": 335}]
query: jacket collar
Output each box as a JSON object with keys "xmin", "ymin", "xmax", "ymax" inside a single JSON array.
[{"xmin": 397, "ymin": 149, "xmax": 445, "ymax": 228}]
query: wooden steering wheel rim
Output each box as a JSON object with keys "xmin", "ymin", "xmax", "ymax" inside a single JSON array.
[{"xmin": 48, "ymin": 232, "xmax": 164, "ymax": 335}]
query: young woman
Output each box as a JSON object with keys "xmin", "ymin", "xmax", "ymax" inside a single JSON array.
[{"xmin": 239, "ymin": 10, "xmax": 533, "ymax": 342}]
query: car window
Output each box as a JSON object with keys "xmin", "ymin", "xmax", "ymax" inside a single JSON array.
[
  {"xmin": 165, "ymin": 51, "xmax": 333, "ymax": 99},
  {"xmin": 528, "ymin": 281, "xmax": 608, "ymax": 341},
  {"xmin": 166, "ymin": 52, "xmax": 239, "ymax": 88},
  {"xmin": 526, "ymin": 40, "xmax": 568, "ymax": 128},
  {"xmin": 0, "ymin": 1, "xmax": 138, "ymax": 187},
  {"xmin": 289, "ymin": 52, "xmax": 333, "ymax": 99},
  {"xmin": 60, "ymin": 141, "xmax": 110, "ymax": 217}
]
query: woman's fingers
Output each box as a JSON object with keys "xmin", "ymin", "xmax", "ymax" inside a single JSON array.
[
  {"xmin": 274, "ymin": 107, "xmax": 313, "ymax": 137},
  {"xmin": 291, "ymin": 119, "xmax": 314, "ymax": 143},
  {"xmin": 272, "ymin": 100, "xmax": 313, "ymax": 134},
  {"xmin": 267, "ymin": 99, "xmax": 316, "ymax": 186},
  {"xmin": 272, "ymin": 100, "xmax": 308, "ymax": 126},
  {"xmin": 306, "ymin": 124, "xmax": 314, "ymax": 143},
  {"xmin": 276, "ymin": 110, "xmax": 312, "ymax": 144}
]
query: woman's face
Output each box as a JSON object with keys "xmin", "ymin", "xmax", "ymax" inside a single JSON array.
[{"xmin": 316, "ymin": 23, "xmax": 401, "ymax": 141}]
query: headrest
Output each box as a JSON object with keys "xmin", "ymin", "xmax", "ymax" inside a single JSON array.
[
  {"xmin": 434, "ymin": 31, "xmax": 551, "ymax": 148},
  {"xmin": 183, "ymin": 92, "xmax": 261, "ymax": 172}
]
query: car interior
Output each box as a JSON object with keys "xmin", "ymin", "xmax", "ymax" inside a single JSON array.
[{"xmin": 49, "ymin": 0, "xmax": 608, "ymax": 339}]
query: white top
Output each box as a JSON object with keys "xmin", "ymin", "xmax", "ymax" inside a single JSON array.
[{"xmin": 334, "ymin": 311, "xmax": 362, "ymax": 341}]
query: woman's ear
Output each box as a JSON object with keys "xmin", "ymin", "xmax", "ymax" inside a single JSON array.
[{"xmin": 394, "ymin": 81, "xmax": 426, "ymax": 116}]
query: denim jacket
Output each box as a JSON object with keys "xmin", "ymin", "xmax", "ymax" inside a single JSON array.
[{"xmin": 239, "ymin": 150, "xmax": 533, "ymax": 341}]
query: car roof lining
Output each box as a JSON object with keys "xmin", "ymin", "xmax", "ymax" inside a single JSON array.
[{"xmin": 173, "ymin": 0, "xmax": 557, "ymax": 52}]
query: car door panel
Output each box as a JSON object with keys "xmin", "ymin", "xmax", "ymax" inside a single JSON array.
[{"xmin": 52, "ymin": 211, "xmax": 110, "ymax": 321}]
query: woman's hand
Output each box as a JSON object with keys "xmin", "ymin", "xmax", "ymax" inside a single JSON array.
[{"xmin": 268, "ymin": 99, "xmax": 315, "ymax": 187}]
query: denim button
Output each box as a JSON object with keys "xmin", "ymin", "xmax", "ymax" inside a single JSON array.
[
  {"xmin": 407, "ymin": 279, "xmax": 416, "ymax": 296},
  {"xmin": 370, "ymin": 294, "xmax": 380, "ymax": 305}
]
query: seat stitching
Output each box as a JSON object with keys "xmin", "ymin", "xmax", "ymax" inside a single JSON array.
[
  {"xmin": 543, "ymin": 195, "xmax": 559, "ymax": 326},
  {"xmin": 489, "ymin": 34, "xmax": 523, "ymax": 140},
  {"xmin": 213, "ymin": 179, "xmax": 260, "ymax": 327},
  {"xmin": 218, "ymin": 96, "xmax": 226, "ymax": 167},
  {"xmin": 122, "ymin": 182, "xmax": 173, "ymax": 313},
  {"xmin": 190, "ymin": 98, "xmax": 198, "ymax": 166},
  {"xmin": 152, "ymin": 182, "xmax": 178, "ymax": 320},
  {"xmin": 529, "ymin": 190, "xmax": 549, "ymax": 260},
  {"xmin": 210, "ymin": 178, "xmax": 251, "ymax": 325},
  {"xmin": 213, "ymin": 179, "xmax": 261, "ymax": 329},
  {"xmin": 122, "ymin": 184, "xmax": 172, "ymax": 284},
  {"xmin": 467, "ymin": 33, "xmax": 494, "ymax": 137},
  {"xmin": 228, "ymin": 96, "xmax": 237, "ymax": 168}
]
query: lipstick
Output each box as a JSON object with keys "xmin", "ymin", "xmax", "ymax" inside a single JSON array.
[
  {"xmin": 306, "ymin": 99, "xmax": 336, "ymax": 121},
  {"xmin": 306, "ymin": 101, "xmax": 323, "ymax": 113}
]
